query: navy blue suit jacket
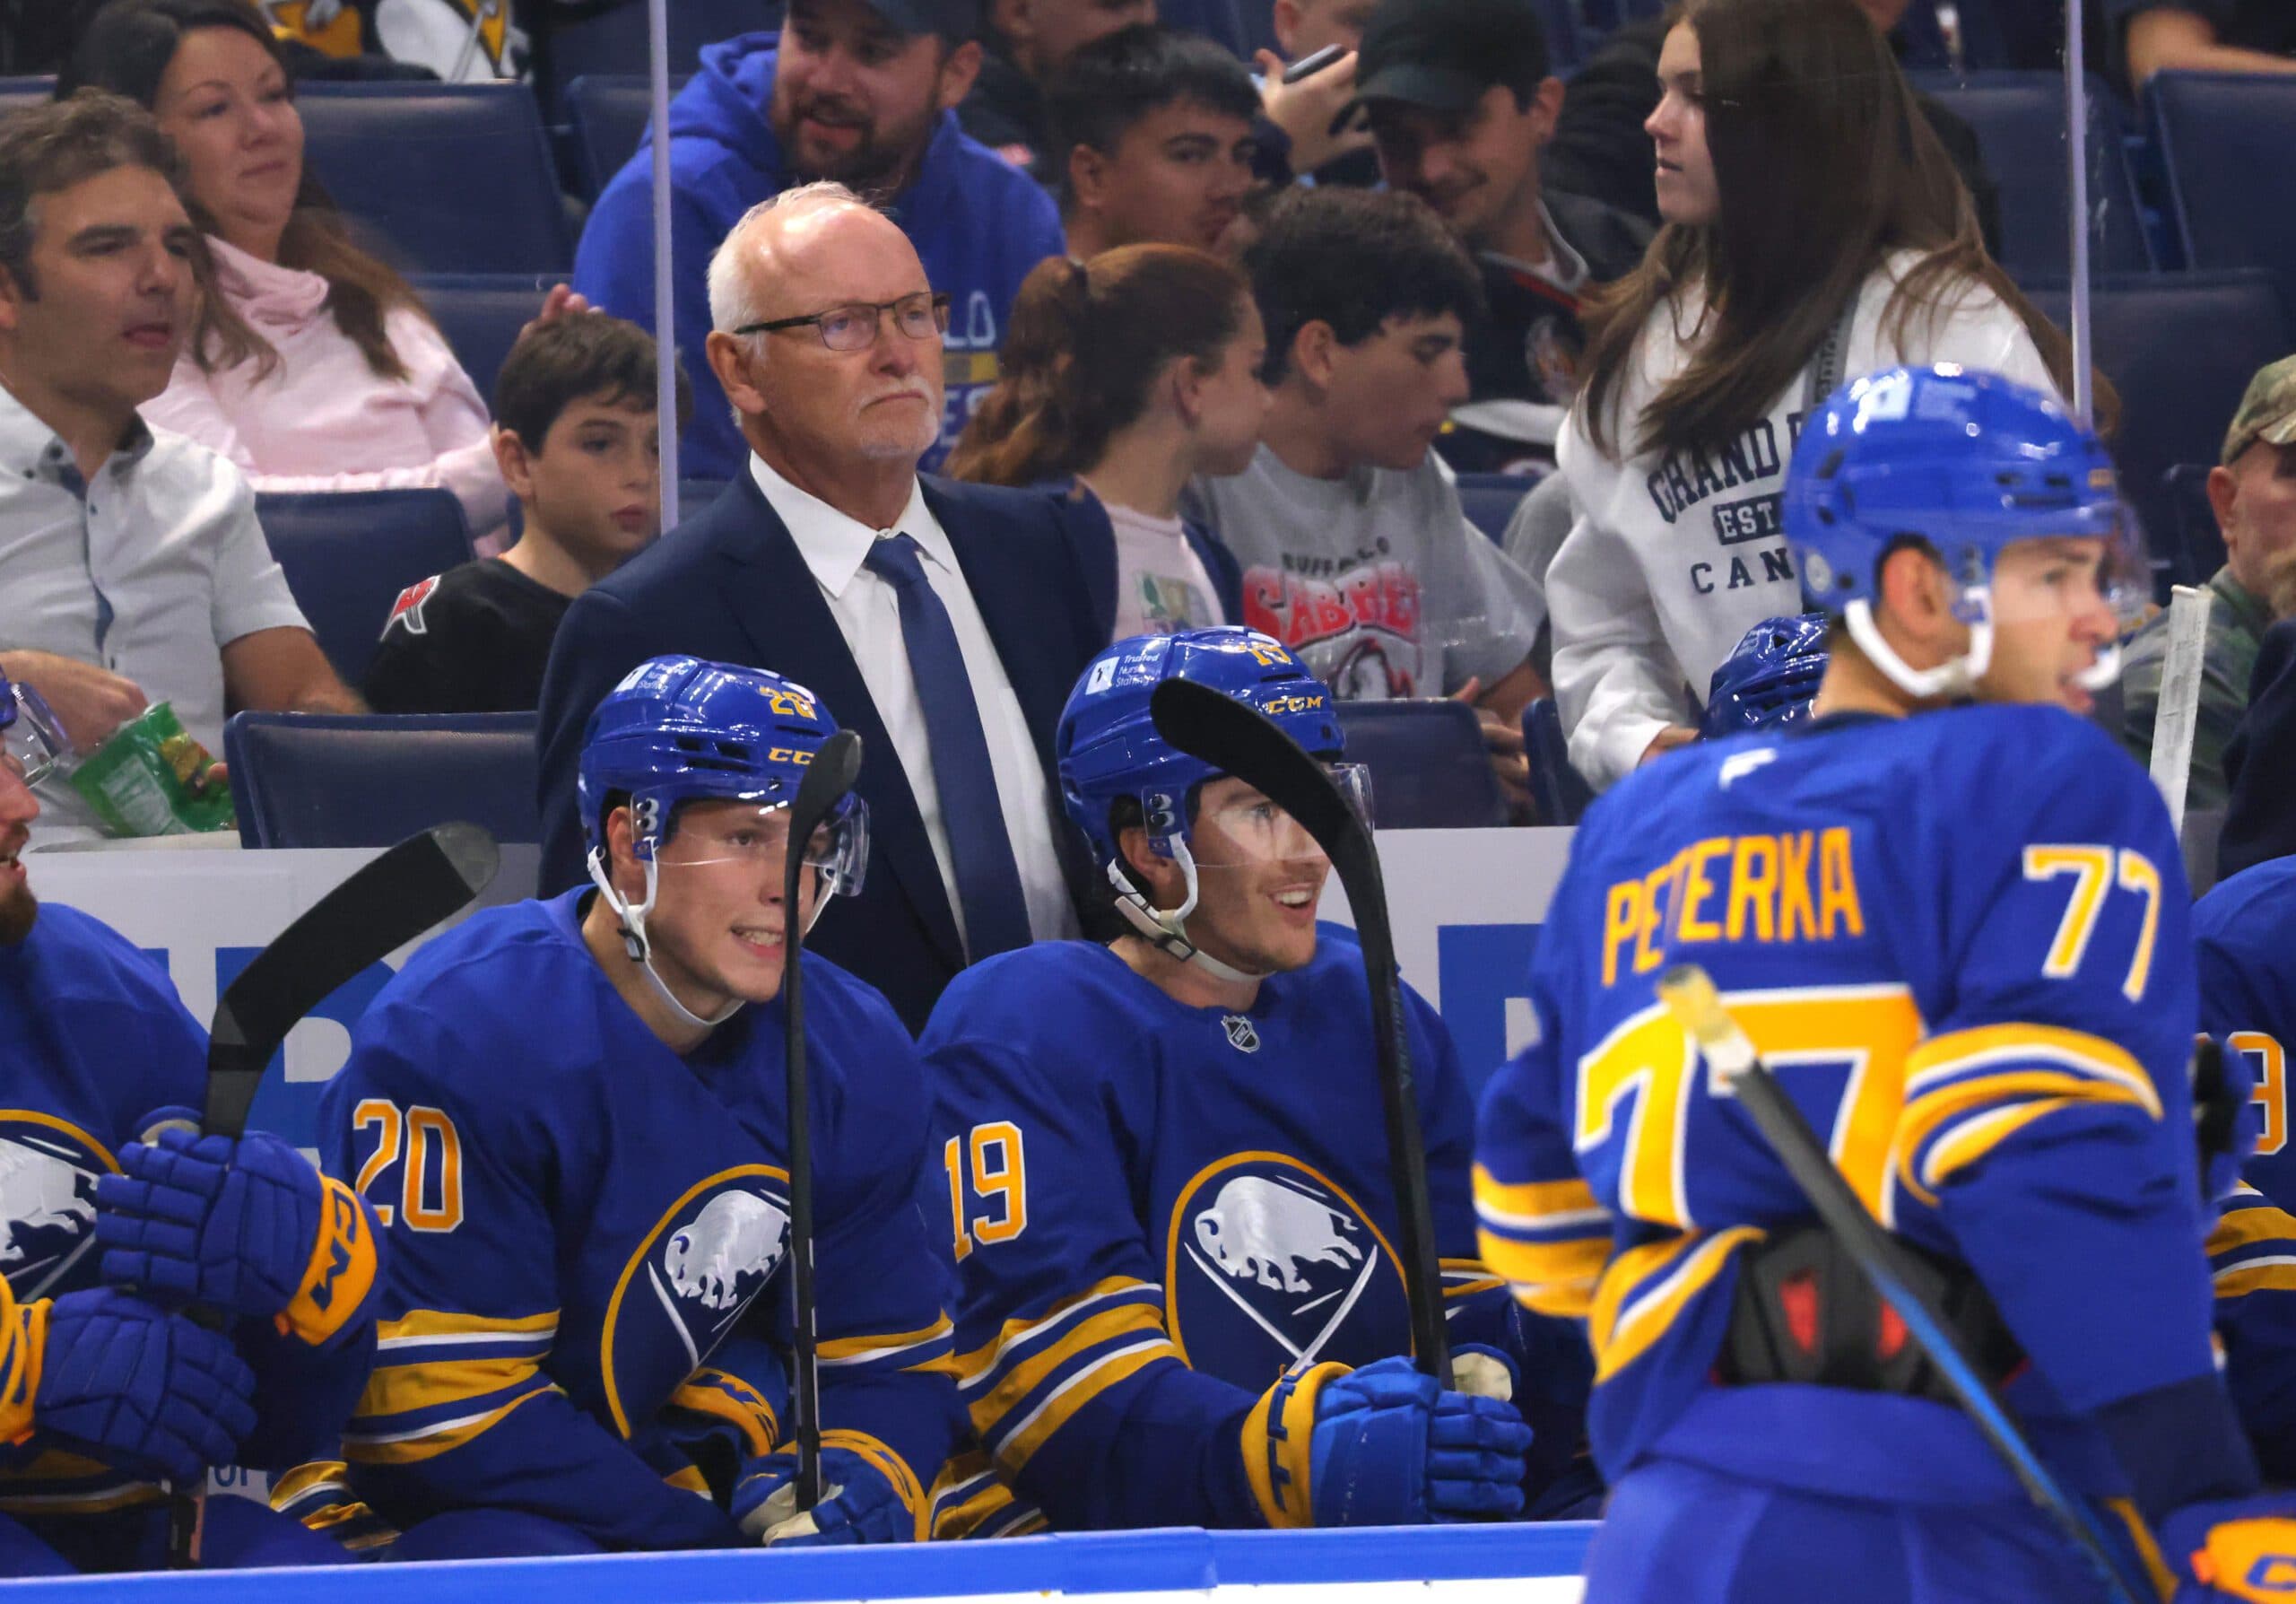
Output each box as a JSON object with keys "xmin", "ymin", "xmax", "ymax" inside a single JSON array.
[{"xmin": 536, "ymin": 470, "xmax": 1104, "ymax": 1033}]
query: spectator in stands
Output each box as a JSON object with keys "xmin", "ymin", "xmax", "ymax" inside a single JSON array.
[
  {"xmin": 1252, "ymin": 0, "xmax": 1378, "ymax": 188},
  {"xmin": 1183, "ymin": 187, "xmax": 1543, "ymax": 813},
  {"xmin": 1344, "ymin": 0, "xmax": 1649, "ymax": 475},
  {"xmin": 947, "ymin": 246, "xmax": 1260, "ymax": 641},
  {"xmin": 2220, "ymin": 576, "xmax": 2296, "ymax": 879},
  {"xmin": 0, "ymin": 92, "xmax": 358, "ymax": 835},
  {"xmin": 961, "ymin": 0, "xmax": 1153, "ymax": 179},
  {"xmin": 575, "ymin": 0, "xmax": 1064, "ymax": 482},
  {"xmin": 2116, "ymin": 0, "xmax": 2296, "ymax": 88},
  {"xmin": 1547, "ymin": 0, "xmax": 2072, "ymax": 792},
  {"xmin": 364, "ymin": 315, "xmax": 693, "ymax": 714},
  {"xmin": 540, "ymin": 184, "xmax": 1103, "ymax": 1033},
  {"xmin": 1544, "ymin": 0, "xmax": 2003, "ymax": 260},
  {"xmin": 1048, "ymin": 27, "xmax": 1260, "ymax": 262},
  {"xmin": 61, "ymin": 0, "xmax": 530, "ymax": 541},
  {"xmin": 2118, "ymin": 356, "xmax": 2296, "ymax": 810}
]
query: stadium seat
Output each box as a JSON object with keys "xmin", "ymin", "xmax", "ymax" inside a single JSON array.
[
  {"xmin": 2161, "ymin": 463, "xmax": 2227, "ymax": 589},
  {"xmin": 257, "ymin": 488, "xmax": 475, "ymax": 687},
  {"xmin": 1904, "ymin": 71, "xmax": 2151, "ymax": 280},
  {"xmin": 1522, "ymin": 698, "xmax": 1594, "ymax": 827},
  {"xmin": 1333, "ymin": 700, "xmax": 1509, "ymax": 829},
  {"xmin": 2024, "ymin": 270, "xmax": 2290, "ymax": 588},
  {"xmin": 536, "ymin": 0, "xmax": 772, "ymax": 120},
  {"xmin": 563, "ymin": 74, "xmax": 689, "ymax": 199},
  {"xmin": 223, "ymin": 711, "xmax": 539, "ymax": 850},
  {"xmin": 2152, "ymin": 71, "xmax": 2296, "ymax": 309},
  {"xmin": 0, "ymin": 74, "xmax": 49, "ymax": 118},
  {"xmin": 1456, "ymin": 474, "xmax": 1532, "ymax": 545},
  {"xmin": 298, "ymin": 82, "xmax": 572, "ymax": 274},
  {"xmin": 409, "ymin": 273, "xmax": 550, "ymax": 405}
]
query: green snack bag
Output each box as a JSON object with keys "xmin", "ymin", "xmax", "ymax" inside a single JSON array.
[{"xmin": 68, "ymin": 702, "xmax": 234, "ymax": 837}]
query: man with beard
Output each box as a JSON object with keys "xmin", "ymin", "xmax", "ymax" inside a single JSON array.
[
  {"xmin": 541, "ymin": 185, "xmax": 1104, "ymax": 1034},
  {"xmin": 0, "ymin": 667, "xmax": 387, "ymax": 1573},
  {"xmin": 573, "ymin": 0, "xmax": 1065, "ymax": 481}
]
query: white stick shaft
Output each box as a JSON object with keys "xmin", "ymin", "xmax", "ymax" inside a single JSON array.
[
  {"xmin": 648, "ymin": 0, "xmax": 681, "ymax": 530},
  {"xmin": 2150, "ymin": 584, "xmax": 2212, "ymax": 834},
  {"xmin": 2064, "ymin": 0, "xmax": 2093, "ymax": 426}
]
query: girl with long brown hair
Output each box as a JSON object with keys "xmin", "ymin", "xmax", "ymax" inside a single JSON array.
[
  {"xmin": 948, "ymin": 243, "xmax": 1268, "ymax": 642},
  {"xmin": 60, "ymin": 0, "xmax": 561, "ymax": 538},
  {"xmin": 1547, "ymin": 0, "xmax": 2087, "ymax": 790}
]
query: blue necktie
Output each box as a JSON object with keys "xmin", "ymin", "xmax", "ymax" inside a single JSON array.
[{"xmin": 863, "ymin": 533, "xmax": 1034, "ymax": 960}]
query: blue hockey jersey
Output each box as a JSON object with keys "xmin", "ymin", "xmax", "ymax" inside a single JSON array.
[
  {"xmin": 923, "ymin": 931, "xmax": 1586, "ymax": 1536},
  {"xmin": 2196, "ymin": 855, "xmax": 2296, "ymax": 1214},
  {"xmin": 0, "ymin": 903, "xmax": 376, "ymax": 1557},
  {"xmin": 1474, "ymin": 706, "xmax": 2237, "ymax": 1516},
  {"xmin": 320, "ymin": 889, "xmax": 963, "ymax": 1551}
]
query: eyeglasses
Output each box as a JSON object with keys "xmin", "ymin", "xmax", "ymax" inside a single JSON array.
[
  {"xmin": 1, "ymin": 684, "xmax": 66, "ymax": 789},
  {"xmin": 732, "ymin": 292, "xmax": 952, "ymax": 353}
]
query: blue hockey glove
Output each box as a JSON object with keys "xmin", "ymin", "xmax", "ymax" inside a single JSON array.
[
  {"xmin": 733, "ymin": 1445, "xmax": 914, "ymax": 1546},
  {"xmin": 2161, "ymin": 1495, "xmax": 2296, "ymax": 1600},
  {"xmin": 97, "ymin": 1126, "xmax": 381, "ymax": 1347},
  {"xmin": 33, "ymin": 1288, "xmax": 256, "ymax": 1480},
  {"xmin": 1308, "ymin": 1356, "xmax": 1532, "ymax": 1526},
  {"xmin": 1703, "ymin": 614, "xmax": 1828, "ymax": 738}
]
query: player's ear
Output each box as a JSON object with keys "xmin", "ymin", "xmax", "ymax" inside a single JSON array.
[
  {"xmin": 1873, "ymin": 539, "xmax": 1955, "ymax": 660},
  {"xmin": 1117, "ymin": 824, "xmax": 1183, "ymax": 910},
  {"xmin": 605, "ymin": 805, "xmax": 645, "ymax": 893}
]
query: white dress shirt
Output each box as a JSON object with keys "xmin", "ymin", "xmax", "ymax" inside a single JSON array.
[{"xmin": 749, "ymin": 454, "xmax": 1077, "ymax": 952}]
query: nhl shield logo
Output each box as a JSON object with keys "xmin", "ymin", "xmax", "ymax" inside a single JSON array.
[
  {"xmin": 0, "ymin": 1114, "xmax": 113, "ymax": 1302},
  {"xmin": 1222, "ymin": 1015, "xmax": 1260, "ymax": 1054},
  {"xmin": 1166, "ymin": 1155, "xmax": 1407, "ymax": 1381}
]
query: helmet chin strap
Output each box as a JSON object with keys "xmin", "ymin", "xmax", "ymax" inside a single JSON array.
[
  {"xmin": 587, "ymin": 849, "xmax": 744, "ymax": 1031},
  {"xmin": 1108, "ymin": 839, "xmax": 1265, "ymax": 986},
  {"xmin": 1842, "ymin": 593, "xmax": 1993, "ymax": 703}
]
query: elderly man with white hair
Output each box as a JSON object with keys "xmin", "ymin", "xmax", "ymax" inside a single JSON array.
[{"xmin": 538, "ymin": 184, "xmax": 1105, "ymax": 1033}]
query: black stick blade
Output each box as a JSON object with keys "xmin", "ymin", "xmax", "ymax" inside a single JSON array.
[
  {"xmin": 204, "ymin": 821, "xmax": 500, "ymax": 1138},
  {"xmin": 780, "ymin": 728, "xmax": 862, "ymax": 1515}
]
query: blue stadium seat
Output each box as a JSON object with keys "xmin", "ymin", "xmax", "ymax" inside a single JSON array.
[
  {"xmin": 257, "ymin": 489, "xmax": 474, "ymax": 687},
  {"xmin": 2161, "ymin": 462, "xmax": 2226, "ymax": 588},
  {"xmin": 1455, "ymin": 474, "xmax": 1532, "ymax": 544},
  {"xmin": 409, "ymin": 273, "xmax": 550, "ymax": 405},
  {"xmin": 1904, "ymin": 71, "xmax": 2150, "ymax": 279},
  {"xmin": 563, "ymin": 74, "xmax": 690, "ymax": 200},
  {"xmin": 223, "ymin": 711, "xmax": 539, "ymax": 850},
  {"xmin": 298, "ymin": 82, "xmax": 572, "ymax": 274},
  {"xmin": 0, "ymin": 75, "xmax": 49, "ymax": 118},
  {"xmin": 1522, "ymin": 698, "xmax": 1593, "ymax": 827},
  {"xmin": 1333, "ymin": 701, "xmax": 1509, "ymax": 828},
  {"xmin": 537, "ymin": 0, "xmax": 772, "ymax": 120},
  {"xmin": 2024, "ymin": 271, "xmax": 2290, "ymax": 590},
  {"xmin": 2152, "ymin": 71, "xmax": 2296, "ymax": 309}
]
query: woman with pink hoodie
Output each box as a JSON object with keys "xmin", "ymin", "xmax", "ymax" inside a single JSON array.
[{"xmin": 60, "ymin": 0, "xmax": 574, "ymax": 541}]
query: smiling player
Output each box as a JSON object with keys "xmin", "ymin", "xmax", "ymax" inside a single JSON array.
[{"xmin": 921, "ymin": 626, "xmax": 1575, "ymax": 1539}]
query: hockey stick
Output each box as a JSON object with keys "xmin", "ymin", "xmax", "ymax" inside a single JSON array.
[
  {"xmin": 780, "ymin": 730, "xmax": 864, "ymax": 1513},
  {"xmin": 1653, "ymin": 963, "xmax": 2150, "ymax": 1604},
  {"xmin": 2147, "ymin": 583, "xmax": 2210, "ymax": 840},
  {"xmin": 1149, "ymin": 679, "xmax": 1448, "ymax": 1382},
  {"xmin": 170, "ymin": 821, "xmax": 500, "ymax": 1565}
]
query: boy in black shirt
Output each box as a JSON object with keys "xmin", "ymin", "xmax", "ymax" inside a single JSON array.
[{"xmin": 364, "ymin": 315, "xmax": 691, "ymax": 713}]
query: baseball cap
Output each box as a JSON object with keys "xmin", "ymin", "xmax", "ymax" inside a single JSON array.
[
  {"xmin": 809, "ymin": 0, "xmax": 979, "ymax": 43},
  {"xmin": 1334, "ymin": 0, "xmax": 1552, "ymax": 131},
  {"xmin": 2222, "ymin": 353, "xmax": 2296, "ymax": 466}
]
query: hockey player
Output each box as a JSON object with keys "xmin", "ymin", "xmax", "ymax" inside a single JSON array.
[
  {"xmin": 1475, "ymin": 366, "xmax": 2293, "ymax": 1601},
  {"xmin": 317, "ymin": 655, "xmax": 964, "ymax": 1559},
  {"xmin": 922, "ymin": 625, "xmax": 1557, "ymax": 1539},
  {"xmin": 0, "ymin": 668, "xmax": 380, "ymax": 1574}
]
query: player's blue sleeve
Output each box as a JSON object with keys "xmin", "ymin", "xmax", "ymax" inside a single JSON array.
[
  {"xmin": 770, "ymin": 998, "xmax": 966, "ymax": 1537},
  {"xmin": 924, "ymin": 992, "xmax": 1335, "ymax": 1533},
  {"xmin": 2194, "ymin": 868, "xmax": 2296, "ymax": 1209},
  {"xmin": 1896, "ymin": 722, "xmax": 2251, "ymax": 1520},
  {"xmin": 2211, "ymin": 1187, "xmax": 2296, "ymax": 1482},
  {"xmin": 320, "ymin": 1004, "xmax": 737, "ymax": 1551}
]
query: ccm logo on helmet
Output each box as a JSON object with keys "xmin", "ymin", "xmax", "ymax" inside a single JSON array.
[
  {"xmin": 766, "ymin": 747, "xmax": 815, "ymax": 766},
  {"xmin": 1260, "ymin": 693, "xmax": 1325, "ymax": 716},
  {"xmin": 761, "ymin": 688, "xmax": 818, "ymax": 719}
]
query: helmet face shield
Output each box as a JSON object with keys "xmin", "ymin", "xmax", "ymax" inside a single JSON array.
[
  {"xmin": 2, "ymin": 684, "xmax": 67, "ymax": 789},
  {"xmin": 651, "ymin": 797, "xmax": 871, "ymax": 901},
  {"xmin": 1165, "ymin": 762, "xmax": 1373, "ymax": 869}
]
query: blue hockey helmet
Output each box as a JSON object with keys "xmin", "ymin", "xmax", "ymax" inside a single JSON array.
[
  {"xmin": 0, "ymin": 668, "xmax": 66, "ymax": 789},
  {"xmin": 1057, "ymin": 628, "xmax": 1369, "ymax": 980},
  {"xmin": 1702, "ymin": 613, "xmax": 1830, "ymax": 738},
  {"xmin": 1784, "ymin": 364, "xmax": 2144, "ymax": 699}
]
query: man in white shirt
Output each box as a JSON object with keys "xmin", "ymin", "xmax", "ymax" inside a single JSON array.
[
  {"xmin": 0, "ymin": 93, "xmax": 357, "ymax": 837},
  {"xmin": 537, "ymin": 182, "xmax": 1105, "ymax": 1033}
]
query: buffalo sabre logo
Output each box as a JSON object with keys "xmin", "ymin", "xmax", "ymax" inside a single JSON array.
[
  {"xmin": 0, "ymin": 1114, "xmax": 114, "ymax": 1302},
  {"xmin": 383, "ymin": 575, "xmax": 443, "ymax": 639},
  {"xmin": 1165, "ymin": 1155, "xmax": 1407, "ymax": 1381},
  {"xmin": 604, "ymin": 1167, "xmax": 791, "ymax": 1426},
  {"xmin": 1242, "ymin": 561, "xmax": 1428, "ymax": 699}
]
